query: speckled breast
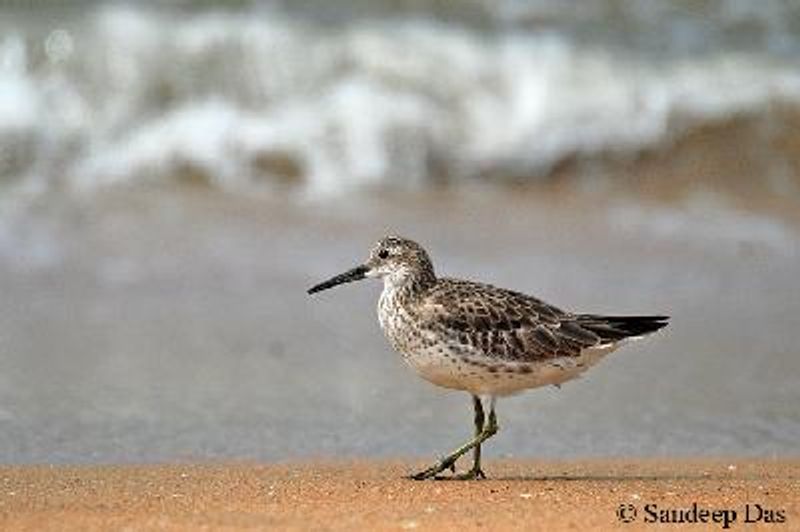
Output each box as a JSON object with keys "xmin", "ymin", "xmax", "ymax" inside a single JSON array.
[
  {"xmin": 377, "ymin": 287, "xmax": 479, "ymax": 391},
  {"xmin": 377, "ymin": 288, "xmax": 420, "ymax": 357}
]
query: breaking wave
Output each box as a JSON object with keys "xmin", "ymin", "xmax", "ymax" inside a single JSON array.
[{"xmin": 2, "ymin": 3, "xmax": 800, "ymax": 197}]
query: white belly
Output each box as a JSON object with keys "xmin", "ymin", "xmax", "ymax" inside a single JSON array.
[{"xmin": 397, "ymin": 340, "xmax": 622, "ymax": 397}]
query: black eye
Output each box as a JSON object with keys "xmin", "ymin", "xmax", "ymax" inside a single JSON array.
[{"xmin": 378, "ymin": 249, "xmax": 389, "ymax": 259}]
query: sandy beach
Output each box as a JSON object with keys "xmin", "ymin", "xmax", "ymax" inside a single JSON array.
[
  {"xmin": 3, "ymin": 188, "xmax": 797, "ymax": 532},
  {"xmin": 1, "ymin": 459, "xmax": 797, "ymax": 531}
]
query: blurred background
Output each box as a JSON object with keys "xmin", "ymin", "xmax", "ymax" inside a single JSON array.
[{"xmin": 1, "ymin": 0, "xmax": 798, "ymax": 463}]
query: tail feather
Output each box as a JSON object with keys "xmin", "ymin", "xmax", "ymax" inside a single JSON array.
[{"xmin": 577, "ymin": 314, "xmax": 669, "ymax": 342}]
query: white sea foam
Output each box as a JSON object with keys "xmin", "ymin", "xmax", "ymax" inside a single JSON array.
[{"xmin": 1, "ymin": 5, "xmax": 800, "ymax": 197}]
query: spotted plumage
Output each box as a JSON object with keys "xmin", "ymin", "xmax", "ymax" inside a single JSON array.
[{"xmin": 308, "ymin": 236, "xmax": 668, "ymax": 480}]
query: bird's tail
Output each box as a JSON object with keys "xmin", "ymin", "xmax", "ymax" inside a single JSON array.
[{"xmin": 576, "ymin": 314, "xmax": 669, "ymax": 342}]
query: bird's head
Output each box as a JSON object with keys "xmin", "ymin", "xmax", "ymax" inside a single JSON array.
[{"xmin": 307, "ymin": 236, "xmax": 435, "ymax": 294}]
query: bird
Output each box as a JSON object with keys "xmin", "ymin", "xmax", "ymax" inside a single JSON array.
[{"xmin": 307, "ymin": 236, "xmax": 668, "ymax": 480}]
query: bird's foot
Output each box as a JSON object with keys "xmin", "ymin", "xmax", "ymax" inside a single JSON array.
[{"xmin": 408, "ymin": 455, "xmax": 458, "ymax": 481}]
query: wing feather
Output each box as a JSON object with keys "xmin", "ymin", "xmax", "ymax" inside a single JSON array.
[{"xmin": 419, "ymin": 278, "xmax": 602, "ymax": 362}]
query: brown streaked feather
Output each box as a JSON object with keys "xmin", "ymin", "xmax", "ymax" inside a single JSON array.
[{"xmin": 417, "ymin": 278, "xmax": 605, "ymax": 362}]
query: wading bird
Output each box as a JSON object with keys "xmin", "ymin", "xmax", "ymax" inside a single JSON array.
[{"xmin": 308, "ymin": 236, "xmax": 668, "ymax": 480}]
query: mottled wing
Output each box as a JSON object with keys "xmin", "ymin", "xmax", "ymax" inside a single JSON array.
[{"xmin": 420, "ymin": 279, "xmax": 602, "ymax": 362}]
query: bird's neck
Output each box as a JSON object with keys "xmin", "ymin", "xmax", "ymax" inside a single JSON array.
[{"xmin": 382, "ymin": 270, "xmax": 435, "ymax": 303}]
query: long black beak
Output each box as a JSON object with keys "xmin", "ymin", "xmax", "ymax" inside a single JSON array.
[{"xmin": 307, "ymin": 265, "xmax": 369, "ymax": 295}]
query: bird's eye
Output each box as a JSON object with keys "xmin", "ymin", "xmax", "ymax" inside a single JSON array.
[{"xmin": 378, "ymin": 249, "xmax": 389, "ymax": 259}]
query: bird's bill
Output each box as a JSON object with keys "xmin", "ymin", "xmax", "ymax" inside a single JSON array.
[{"xmin": 307, "ymin": 265, "xmax": 370, "ymax": 294}]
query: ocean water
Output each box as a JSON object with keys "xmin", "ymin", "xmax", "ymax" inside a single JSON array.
[
  {"xmin": 1, "ymin": 2, "xmax": 799, "ymax": 464},
  {"xmin": 1, "ymin": 1, "xmax": 800, "ymax": 197}
]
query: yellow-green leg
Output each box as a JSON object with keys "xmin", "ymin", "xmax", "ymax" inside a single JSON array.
[
  {"xmin": 409, "ymin": 396, "xmax": 498, "ymax": 481},
  {"xmin": 451, "ymin": 395, "xmax": 489, "ymax": 479}
]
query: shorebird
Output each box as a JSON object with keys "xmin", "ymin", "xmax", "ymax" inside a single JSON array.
[{"xmin": 308, "ymin": 236, "xmax": 668, "ymax": 480}]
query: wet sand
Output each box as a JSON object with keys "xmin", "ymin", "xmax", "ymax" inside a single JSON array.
[
  {"xmin": 1, "ymin": 185, "xmax": 799, "ymax": 462},
  {"xmin": 1, "ymin": 459, "xmax": 797, "ymax": 531}
]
